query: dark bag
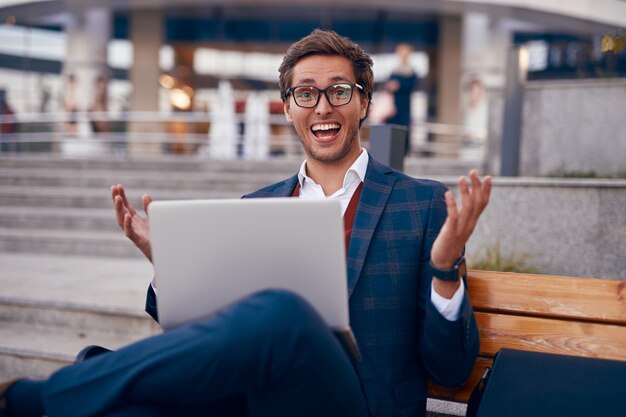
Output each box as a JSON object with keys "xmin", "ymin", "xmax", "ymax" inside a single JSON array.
[{"xmin": 466, "ymin": 348, "xmax": 626, "ymax": 417}]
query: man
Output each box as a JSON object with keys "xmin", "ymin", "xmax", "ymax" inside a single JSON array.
[
  {"xmin": 0, "ymin": 29, "xmax": 490, "ymax": 417},
  {"xmin": 384, "ymin": 43, "xmax": 420, "ymax": 154},
  {"xmin": 386, "ymin": 43, "xmax": 419, "ymax": 127}
]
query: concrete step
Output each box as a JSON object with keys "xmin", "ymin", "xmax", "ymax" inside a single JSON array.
[
  {"xmin": 0, "ymin": 154, "xmax": 302, "ymax": 174},
  {"xmin": 0, "ymin": 253, "xmax": 158, "ymax": 379},
  {"xmin": 0, "ymin": 319, "xmax": 160, "ymax": 380},
  {"xmin": 0, "ymin": 168, "xmax": 289, "ymax": 191},
  {"xmin": 0, "ymin": 154, "xmax": 209, "ymax": 171},
  {"xmin": 0, "ymin": 186, "xmax": 241, "ymax": 209},
  {"xmin": 0, "ymin": 227, "xmax": 142, "ymax": 257},
  {"xmin": 404, "ymin": 158, "xmax": 480, "ymax": 177},
  {"xmin": 0, "ymin": 207, "xmax": 115, "ymax": 231},
  {"xmin": 0, "ymin": 296, "xmax": 159, "ymax": 336},
  {"xmin": 0, "ymin": 154, "xmax": 475, "ymax": 177}
]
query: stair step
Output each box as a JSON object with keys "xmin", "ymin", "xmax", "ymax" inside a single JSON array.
[
  {"xmin": 0, "ymin": 207, "xmax": 116, "ymax": 231},
  {"xmin": 0, "ymin": 252, "xmax": 158, "ymax": 379},
  {"xmin": 0, "ymin": 168, "xmax": 288, "ymax": 190},
  {"xmin": 0, "ymin": 253, "xmax": 153, "ymax": 313},
  {"xmin": 0, "ymin": 186, "xmax": 242, "ymax": 208},
  {"xmin": 0, "ymin": 320, "xmax": 160, "ymax": 379},
  {"xmin": 0, "ymin": 227, "xmax": 142, "ymax": 257},
  {"xmin": 0, "ymin": 154, "xmax": 301, "ymax": 173},
  {"xmin": 0, "ymin": 296, "xmax": 160, "ymax": 335}
]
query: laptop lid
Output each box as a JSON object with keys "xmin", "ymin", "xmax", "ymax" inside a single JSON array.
[{"xmin": 149, "ymin": 198, "xmax": 350, "ymax": 332}]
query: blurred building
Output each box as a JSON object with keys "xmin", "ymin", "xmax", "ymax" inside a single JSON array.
[{"xmin": 0, "ymin": 0, "xmax": 625, "ymax": 171}]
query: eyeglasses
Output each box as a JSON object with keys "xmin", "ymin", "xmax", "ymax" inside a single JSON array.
[{"xmin": 286, "ymin": 83, "xmax": 364, "ymax": 108}]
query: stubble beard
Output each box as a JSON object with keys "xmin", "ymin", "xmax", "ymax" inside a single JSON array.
[{"xmin": 297, "ymin": 123, "xmax": 360, "ymax": 164}]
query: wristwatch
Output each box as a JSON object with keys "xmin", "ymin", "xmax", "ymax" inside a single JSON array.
[{"xmin": 430, "ymin": 256, "xmax": 466, "ymax": 281}]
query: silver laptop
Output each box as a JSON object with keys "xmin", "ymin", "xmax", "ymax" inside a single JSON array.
[{"xmin": 149, "ymin": 197, "xmax": 350, "ymax": 333}]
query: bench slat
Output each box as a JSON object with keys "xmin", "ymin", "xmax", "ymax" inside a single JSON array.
[
  {"xmin": 467, "ymin": 270, "xmax": 626, "ymax": 324},
  {"xmin": 476, "ymin": 312, "xmax": 626, "ymax": 361}
]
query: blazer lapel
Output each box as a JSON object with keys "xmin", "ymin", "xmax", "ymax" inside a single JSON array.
[
  {"xmin": 269, "ymin": 175, "xmax": 299, "ymax": 197},
  {"xmin": 346, "ymin": 158, "xmax": 395, "ymax": 298}
]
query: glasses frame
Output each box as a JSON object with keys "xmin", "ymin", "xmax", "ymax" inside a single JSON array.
[{"xmin": 286, "ymin": 83, "xmax": 364, "ymax": 108}]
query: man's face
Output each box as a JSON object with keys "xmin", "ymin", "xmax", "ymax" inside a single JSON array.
[{"xmin": 283, "ymin": 55, "xmax": 368, "ymax": 166}]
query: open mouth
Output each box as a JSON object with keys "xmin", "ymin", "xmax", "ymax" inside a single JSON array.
[{"xmin": 311, "ymin": 122, "xmax": 341, "ymax": 141}]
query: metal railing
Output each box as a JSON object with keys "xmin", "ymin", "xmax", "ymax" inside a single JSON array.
[{"xmin": 0, "ymin": 111, "xmax": 487, "ymax": 161}]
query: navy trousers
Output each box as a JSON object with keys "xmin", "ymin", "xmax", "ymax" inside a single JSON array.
[{"xmin": 40, "ymin": 290, "xmax": 368, "ymax": 417}]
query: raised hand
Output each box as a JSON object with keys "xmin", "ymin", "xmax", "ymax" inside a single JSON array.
[
  {"xmin": 111, "ymin": 184, "xmax": 153, "ymax": 262},
  {"xmin": 431, "ymin": 170, "xmax": 491, "ymax": 276}
]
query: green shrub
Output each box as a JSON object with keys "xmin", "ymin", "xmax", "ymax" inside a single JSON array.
[
  {"xmin": 547, "ymin": 169, "xmax": 626, "ymax": 179},
  {"xmin": 469, "ymin": 242, "xmax": 538, "ymax": 273}
]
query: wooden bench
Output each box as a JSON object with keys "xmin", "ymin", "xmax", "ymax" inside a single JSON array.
[{"xmin": 428, "ymin": 269, "xmax": 626, "ymax": 404}]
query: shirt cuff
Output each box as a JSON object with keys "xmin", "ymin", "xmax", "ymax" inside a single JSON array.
[{"xmin": 430, "ymin": 279, "xmax": 465, "ymax": 321}]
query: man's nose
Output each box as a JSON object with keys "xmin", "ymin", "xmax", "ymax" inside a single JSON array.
[{"xmin": 315, "ymin": 93, "xmax": 333, "ymax": 114}]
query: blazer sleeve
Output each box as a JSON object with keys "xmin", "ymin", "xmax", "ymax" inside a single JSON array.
[
  {"xmin": 418, "ymin": 184, "xmax": 480, "ymax": 388},
  {"xmin": 145, "ymin": 284, "xmax": 159, "ymax": 323}
]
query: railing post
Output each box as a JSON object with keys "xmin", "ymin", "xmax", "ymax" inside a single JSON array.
[
  {"xmin": 368, "ymin": 124, "xmax": 407, "ymax": 172},
  {"xmin": 500, "ymin": 46, "xmax": 528, "ymax": 176}
]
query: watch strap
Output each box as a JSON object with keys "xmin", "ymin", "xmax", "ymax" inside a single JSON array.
[{"xmin": 430, "ymin": 256, "xmax": 466, "ymax": 281}]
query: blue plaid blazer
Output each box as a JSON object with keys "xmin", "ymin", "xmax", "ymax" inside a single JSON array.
[{"xmin": 243, "ymin": 157, "xmax": 479, "ymax": 417}]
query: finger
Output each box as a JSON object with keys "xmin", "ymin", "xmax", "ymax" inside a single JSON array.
[
  {"xmin": 444, "ymin": 190, "xmax": 459, "ymax": 227},
  {"xmin": 117, "ymin": 184, "xmax": 137, "ymax": 216},
  {"xmin": 471, "ymin": 174, "xmax": 491, "ymax": 215},
  {"xmin": 468, "ymin": 170, "xmax": 485, "ymax": 214},
  {"xmin": 458, "ymin": 175, "xmax": 470, "ymax": 204},
  {"xmin": 457, "ymin": 176, "xmax": 473, "ymax": 229},
  {"xmin": 469, "ymin": 170, "xmax": 481, "ymax": 196},
  {"xmin": 142, "ymin": 194, "xmax": 153, "ymax": 216},
  {"xmin": 480, "ymin": 176, "xmax": 492, "ymax": 210},
  {"xmin": 114, "ymin": 195, "xmax": 128, "ymax": 228},
  {"xmin": 123, "ymin": 213, "xmax": 134, "ymax": 238},
  {"xmin": 112, "ymin": 183, "xmax": 125, "ymax": 200}
]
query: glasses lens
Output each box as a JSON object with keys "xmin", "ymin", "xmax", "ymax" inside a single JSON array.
[
  {"xmin": 293, "ymin": 87, "xmax": 318, "ymax": 107},
  {"xmin": 327, "ymin": 84, "xmax": 353, "ymax": 106}
]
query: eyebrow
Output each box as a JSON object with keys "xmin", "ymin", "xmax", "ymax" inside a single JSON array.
[{"xmin": 294, "ymin": 76, "xmax": 353, "ymax": 86}]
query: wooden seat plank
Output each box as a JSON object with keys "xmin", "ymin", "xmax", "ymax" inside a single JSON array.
[
  {"xmin": 476, "ymin": 312, "xmax": 626, "ymax": 361},
  {"xmin": 467, "ymin": 271, "xmax": 626, "ymax": 324}
]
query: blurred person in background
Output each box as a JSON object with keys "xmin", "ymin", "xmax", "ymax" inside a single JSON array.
[
  {"xmin": 0, "ymin": 92, "xmax": 17, "ymax": 152},
  {"xmin": 88, "ymin": 75, "xmax": 109, "ymax": 134},
  {"xmin": 62, "ymin": 73, "xmax": 79, "ymax": 134},
  {"xmin": 384, "ymin": 43, "xmax": 420, "ymax": 154}
]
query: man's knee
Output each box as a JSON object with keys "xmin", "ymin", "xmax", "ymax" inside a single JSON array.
[
  {"xmin": 248, "ymin": 289, "xmax": 320, "ymax": 321},
  {"xmin": 244, "ymin": 289, "xmax": 328, "ymax": 337}
]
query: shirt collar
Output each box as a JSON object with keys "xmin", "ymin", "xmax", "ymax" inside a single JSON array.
[{"xmin": 297, "ymin": 149, "xmax": 369, "ymax": 189}]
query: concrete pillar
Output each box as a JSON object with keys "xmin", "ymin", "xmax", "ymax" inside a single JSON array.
[
  {"xmin": 436, "ymin": 16, "xmax": 463, "ymax": 157},
  {"xmin": 166, "ymin": 44, "xmax": 198, "ymax": 154},
  {"xmin": 128, "ymin": 9, "xmax": 163, "ymax": 154},
  {"xmin": 462, "ymin": 13, "xmax": 510, "ymax": 90},
  {"xmin": 461, "ymin": 13, "xmax": 512, "ymax": 172},
  {"xmin": 500, "ymin": 46, "xmax": 528, "ymax": 177},
  {"xmin": 63, "ymin": 7, "xmax": 111, "ymax": 137}
]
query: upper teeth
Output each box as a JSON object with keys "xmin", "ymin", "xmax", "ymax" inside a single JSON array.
[{"xmin": 312, "ymin": 123, "xmax": 340, "ymax": 131}]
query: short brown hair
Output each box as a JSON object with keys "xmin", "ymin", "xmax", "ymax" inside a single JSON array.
[{"xmin": 278, "ymin": 29, "xmax": 374, "ymax": 105}]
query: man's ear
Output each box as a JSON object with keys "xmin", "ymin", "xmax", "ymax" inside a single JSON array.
[
  {"xmin": 360, "ymin": 97, "xmax": 369, "ymax": 120},
  {"xmin": 284, "ymin": 101, "xmax": 293, "ymax": 123}
]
